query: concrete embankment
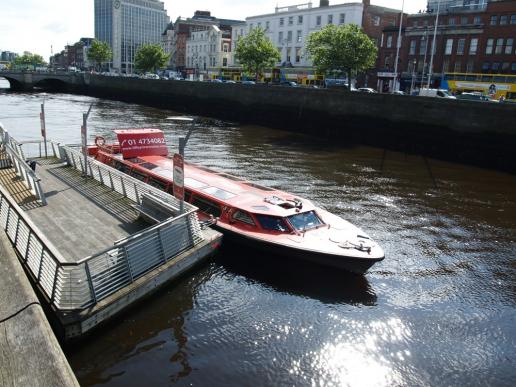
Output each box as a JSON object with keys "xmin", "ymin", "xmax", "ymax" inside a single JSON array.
[
  {"xmin": 82, "ymin": 74, "xmax": 516, "ymax": 173},
  {"xmin": 0, "ymin": 231, "xmax": 79, "ymax": 387}
]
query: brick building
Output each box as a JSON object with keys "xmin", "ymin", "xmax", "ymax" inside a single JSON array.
[{"xmin": 378, "ymin": 0, "xmax": 516, "ymax": 93}]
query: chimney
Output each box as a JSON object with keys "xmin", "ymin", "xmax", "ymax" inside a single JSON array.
[{"xmin": 320, "ymin": 0, "xmax": 329, "ymax": 7}]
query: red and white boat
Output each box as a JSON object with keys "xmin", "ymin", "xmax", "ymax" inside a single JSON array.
[{"xmin": 88, "ymin": 129, "xmax": 384, "ymax": 274}]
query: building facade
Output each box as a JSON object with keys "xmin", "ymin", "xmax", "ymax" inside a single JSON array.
[
  {"xmin": 94, "ymin": 0, "xmax": 170, "ymax": 73},
  {"xmin": 245, "ymin": 1, "xmax": 364, "ymax": 67},
  {"xmin": 377, "ymin": 0, "xmax": 516, "ymax": 93},
  {"xmin": 164, "ymin": 11, "xmax": 245, "ymax": 74}
]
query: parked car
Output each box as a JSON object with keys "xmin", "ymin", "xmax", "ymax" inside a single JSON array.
[
  {"xmin": 224, "ymin": 80, "xmax": 237, "ymax": 84},
  {"xmin": 393, "ymin": 90, "xmax": 406, "ymax": 95},
  {"xmin": 456, "ymin": 92, "xmax": 498, "ymax": 102},
  {"xmin": 357, "ymin": 87, "xmax": 377, "ymax": 93},
  {"xmin": 418, "ymin": 88, "xmax": 456, "ymax": 99},
  {"xmin": 279, "ymin": 81, "xmax": 298, "ymax": 87},
  {"xmin": 241, "ymin": 80, "xmax": 256, "ymax": 85}
]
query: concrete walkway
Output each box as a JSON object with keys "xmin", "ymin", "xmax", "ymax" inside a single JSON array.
[{"xmin": 0, "ymin": 231, "xmax": 79, "ymax": 387}]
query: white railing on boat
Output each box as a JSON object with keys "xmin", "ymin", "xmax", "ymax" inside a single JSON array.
[{"xmin": 0, "ymin": 127, "xmax": 204, "ymax": 311}]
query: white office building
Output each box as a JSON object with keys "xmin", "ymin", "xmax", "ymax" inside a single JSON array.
[
  {"xmin": 94, "ymin": 0, "xmax": 170, "ymax": 73},
  {"xmin": 244, "ymin": 1, "xmax": 363, "ymax": 67}
]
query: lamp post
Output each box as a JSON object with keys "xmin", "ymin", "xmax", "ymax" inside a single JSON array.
[
  {"xmin": 410, "ymin": 59, "xmax": 417, "ymax": 95},
  {"xmin": 392, "ymin": 0, "xmax": 405, "ymax": 93},
  {"xmin": 427, "ymin": 0, "xmax": 441, "ymax": 88},
  {"xmin": 166, "ymin": 116, "xmax": 195, "ymax": 214}
]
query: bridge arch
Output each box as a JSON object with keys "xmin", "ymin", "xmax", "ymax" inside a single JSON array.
[
  {"xmin": 33, "ymin": 77, "xmax": 68, "ymax": 90},
  {"xmin": 0, "ymin": 76, "xmax": 24, "ymax": 90}
]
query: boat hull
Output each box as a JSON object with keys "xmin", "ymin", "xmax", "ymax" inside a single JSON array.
[{"xmin": 216, "ymin": 225, "xmax": 384, "ymax": 275}]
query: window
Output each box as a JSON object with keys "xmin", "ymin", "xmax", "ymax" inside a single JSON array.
[
  {"xmin": 482, "ymin": 61, "xmax": 490, "ymax": 71},
  {"xmin": 280, "ymin": 18, "xmax": 284, "ymax": 26},
  {"xmin": 288, "ymin": 16, "xmax": 293, "ymax": 25},
  {"xmin": 492, "ymin": 62, "xmax": 500, "ymax": 71},
  {"xmin": 148, "ymin": 177, "xmax": 167, "ymax": 190},
  {"xmin": 191, "ymin": 196, "xmax": 221, "ymax": 217},
  {"xmin": 409, "ymin": 39, "xmax": 416, "ymax": 55},
  {"xmin": 233, "ymin": 210, "xmax": 256, "ymax": 226},
  {"xmin": 505, "ymin": 38, "xmax": 513, "ymax": 54},
  {"xmin": 288, "ymin": 211, "xmax": 323, "ymax": 231},
  {"xmin": 500, "ymin": 15, "xmax": 508, "ymax": 25},
  {"xmin": 328, "ymin": 15, "xmax": 333, "ymax": 24},
  {"xmin": 461, "ymin": 16, "xmax": 468, "ymax": 25},
  {"xmin": 469, "ymin": 38, "xmax": 478, "ymax": 55},
  {"xmin": 454, "ymin": 60, "xmax": 462, "ymax": 73},
  {"xmin": 413, "ymin": 20, "xmax": 418, "ymax": 27},
  {"xmin": 448, "ymin": 17, "xmax": 456, "ymax": 25},
  {"xmin": 420, "ymin": 37, "xmax": 428, "ymax": 55},
  {"xmin": 298, "ymin": 15, "xmax": 303, "ymax": 24},
  {"xmin": 130, "ymin": 169, "xmax": 147, "ymax": 182},
  {"xmin": 502, "ymin": 62, "xmax": 510, "ymax": 71},
  {"xmin": 474, "ymin": 16, "xmax": 481, "ymax": 24},
  {"xmin": 466, "ymin": 59, "xmax": 474, "ymax": 73},
  {"xmin": 387, "ymin": 35, "xmax": 392, "ymax": 48},
  {"xmin": 287, "ymin": 47, "xmax": 291, "ymax": 62},
  {"xmin": 278, "ymin": 31, "xmax": 283, "ymax": 43},
  {"xmin": 511, "ymin": 15, "xmax": 516, "ymax": 25},
  {"xmin": 445, "ymin": 38, "xmax": 453, "ymax": 55},
  {"xmin": 339, "ymin": 13, "xmax": 346, "ymax": 24},
  {"xmin": 486, "ymin": 38, "xmax": 494, "ymax": 54},
  {"xmin": 223, "ymin": 58, "xmax": 227, "ymax": 66},
  {"xmin": 495, "ymin": 38, "xmax": 504, "ymax": 54},
  {"xmin": 373, "ymin": 16, "xmax": 380, "ymax": 26},
  {"xmin": 257, "ymin": 22, "xmax": 261, "ymax": 28},
  {"xmin": 490, "ymin": 15, "xmax": 497, "ymax": 25},
  {"xmin": 316, "ymin": 15, "xmax": 321, "ymax": 26},
  {"xmin": 512, "ymin": 62, "xmax": 516, "ymax": 71},
  {"xmin": 297, "ymin": 30, "xmax": 302, "ymax": 43},
  {"xmin": 443, "ymin": 59, "xmax": 450, "ymax": 72},
  {"xmin": 255, "ymin": 215, "xmax": 289, "ymax": 232},
  {"xmin": 266, "ymin": 21, "xmax": 270, "ymax": 29},
  {"xmin": 295, "ymin": 47, "xmax": 301, "ymax": 63},
  {"xmin": 287, "ymin": 30, "xmax": 292, "ymax": 42},
  {"xmin": 457, "ymin": 38, "xmax": 465, "ymax": 55}
]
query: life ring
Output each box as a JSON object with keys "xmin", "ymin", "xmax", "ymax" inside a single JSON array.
[{"xmin": 95, "ymin": 136, "xmax": 105, "ymax": 147}]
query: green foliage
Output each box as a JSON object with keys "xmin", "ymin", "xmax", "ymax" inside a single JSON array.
[
  {"xmin": 134, "ymin": 44, "xmax": 169, "ymax": 73},
  {"xmin": 235, "ymin": 27, "xmax": 280, "ymax": 81},
  {"xmin": 88, "ymin": 40, "xmax": 112, "ymax": 70},
  {"xmin": 306, "ymin": 24, "xmax": 377, "ymax": 86},
  {"xmin": 14, "ymin": 53, "xmax": 46, "ymax": 66}
]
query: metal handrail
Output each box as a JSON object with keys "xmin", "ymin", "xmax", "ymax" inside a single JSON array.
[
  {"xmin": 0, "ymin": 132, "xmax": 206, "ymax": 311},
  {"xmin": 0, "ymin": 126, "xmax": 47, "ymax": 205}
]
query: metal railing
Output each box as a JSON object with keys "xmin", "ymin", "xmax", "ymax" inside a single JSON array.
[
  {"xmin": 0, "ymin": 124, "xmax": 51, "ymax": 205},
  {"xmin": 0, "ymin": 133, "xmax": 206, "ymax": 311}
]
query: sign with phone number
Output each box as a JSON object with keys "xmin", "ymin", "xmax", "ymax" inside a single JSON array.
[{"xmin": 114, "ymin": 129, "xmax": 168, "ymax": 159}]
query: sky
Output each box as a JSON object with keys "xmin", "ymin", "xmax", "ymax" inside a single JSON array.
[{"xmin": 0, "ymin": 0, "xmax": 428, "ymax": 60}]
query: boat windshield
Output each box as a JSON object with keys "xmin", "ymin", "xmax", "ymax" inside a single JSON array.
[
  {"xmin": 287, "ymin": 211, "xmax": 323, "ymax": 231},
  {"xmin": 255, "ymin": 215, "xmax": 289, "ymax": 232}
]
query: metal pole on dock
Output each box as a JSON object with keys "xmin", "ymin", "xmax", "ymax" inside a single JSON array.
[
  {"xmin": 167, "ymin": 116, "xmax": 195, "ymax": 214},
  {"xmin": 40, "ymin": 103, "xmax": 48, "ymax": 158},
  {"xmin": 81, "ymin": 103, "xmax": 93, "ymax": 177}
]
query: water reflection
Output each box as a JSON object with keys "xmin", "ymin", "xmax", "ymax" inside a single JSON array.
[{"xmin": 218, "ymin": 245, "xmax": 377, "ymax": 306}]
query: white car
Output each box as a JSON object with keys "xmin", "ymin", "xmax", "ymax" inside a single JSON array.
[{"xmin": 358, "ymin": 87, "xmax": 377, "ymax": 93}]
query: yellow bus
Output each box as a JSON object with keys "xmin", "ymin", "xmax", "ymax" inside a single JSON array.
[{"xmin": 444, "ymin": 72, "xmax": 516, "ymax": 101}]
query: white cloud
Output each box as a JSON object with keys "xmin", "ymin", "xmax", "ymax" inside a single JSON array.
[{"xmin": 0, "ymin": 0, "xmax": 427, "ymax": 60}]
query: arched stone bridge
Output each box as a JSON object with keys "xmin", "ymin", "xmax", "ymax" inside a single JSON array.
[{"xmin": 0, "ymin": 71, "xmax": 85, "ymax": 90}]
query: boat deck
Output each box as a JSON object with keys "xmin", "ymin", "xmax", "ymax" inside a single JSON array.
[{"xmin": 0, "ymin": 157, "xmax": 148, "ymax": 262}]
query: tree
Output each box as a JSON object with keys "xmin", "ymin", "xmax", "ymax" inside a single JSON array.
[
  {"xmin": 134, "ymin": 44, "xmax": 169, "ymax": 74},
  {"xmin": 88, "ymin": 40, "xmax": 112, "ymax": 71},
  {"xmin": 14, "ymin": 53, "xmax": 46, "ymax": 67},
  {"xmin": 235, "ymin": 27, "xmax": 280, "ymax": 82},
  {"xmin": 306, "ymin": 24, "xmax": 377, "ymax": 89}
]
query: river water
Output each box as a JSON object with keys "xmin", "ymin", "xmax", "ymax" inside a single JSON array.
[{"xmin": 1, "ymin": 80, "xmax": 515, "ymax": 386}]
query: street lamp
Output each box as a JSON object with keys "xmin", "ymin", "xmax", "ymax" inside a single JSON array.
[
  {"xmin": 166, "ymin": 116, "xmax": 195, "ymax": 214},
  {"xmin": 427, "ymin": 0, "xmax": 441, "ymax": 88},
  {"xmin": 392, "ymin": 0, "xmax": 405, "ymax": 93}
]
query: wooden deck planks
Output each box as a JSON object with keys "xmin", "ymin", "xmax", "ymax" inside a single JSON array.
[{"xmin": 22, "ymin": 159, "xmax": 148, "ymax": 263}]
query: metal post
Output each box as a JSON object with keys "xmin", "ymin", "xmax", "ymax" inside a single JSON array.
[
  {"xmin": 393, "ymin": 0, "xmax": 405, "ymax": 93},
  {"xmin": 427, "ymin": 0, "xmax": 441, "ymax": 88},
  {"xmin": 81, "ymin": 103, "xmax": 93, "ymax": 177},
  {"xmin": 40, "ymin": 103, "xmax": 48, "ymax": 158},
  {"xmin": 179, "ymin": 137, "xmax": 185, "ymax": 214}
]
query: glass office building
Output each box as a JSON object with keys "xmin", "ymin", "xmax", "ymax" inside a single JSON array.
[{"xmin": 94, "ymin": 0, "xmax": 170, "ymax": 73}]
